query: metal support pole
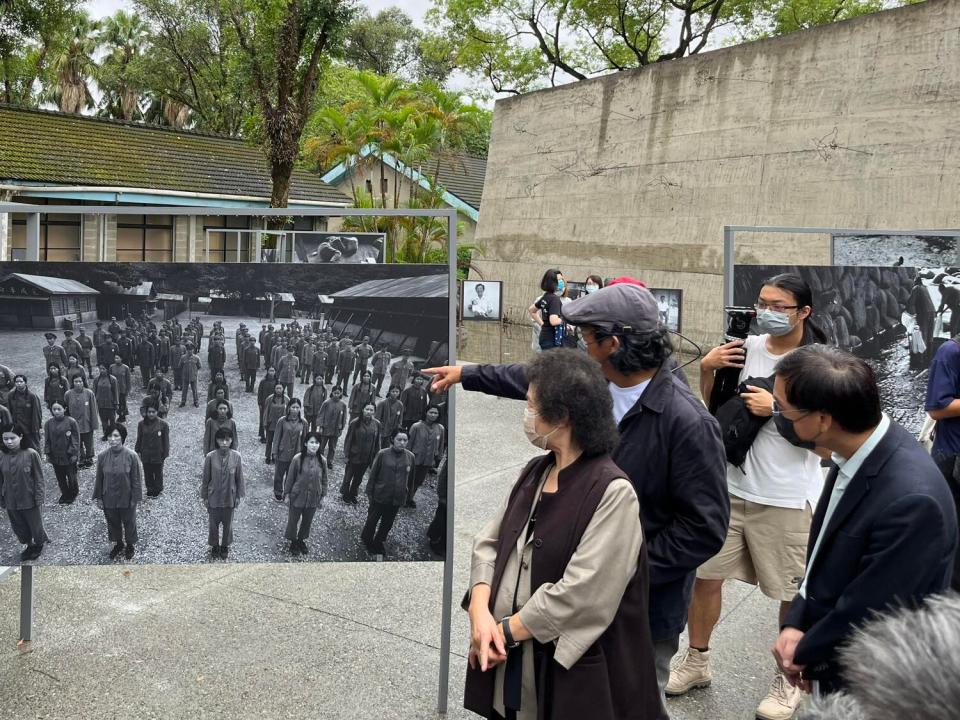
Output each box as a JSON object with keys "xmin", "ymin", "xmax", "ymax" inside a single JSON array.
[
  {"xmin": 437, "ymin": 208, "xmax": 457, "ymax": 716},
  {"xmin": 19, "ymin": 565, "xmax": 33, "ymax": 644},
  {"xmin": 722, "ymin": 226, "xmax": 736, "ymax": 310},
  {"xmin": 25, "ymin": 212, "xmax": 40, "ymax": 261}
]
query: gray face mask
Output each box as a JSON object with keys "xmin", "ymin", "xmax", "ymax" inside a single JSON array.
[{"xmin": 756, "ymin": 309, "xmax": 795, "ymax": 336}]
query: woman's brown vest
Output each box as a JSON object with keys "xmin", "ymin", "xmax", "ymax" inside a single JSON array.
[{"xmin": 464, "ymin": 452, "xmax": 661, "ymax": 720}]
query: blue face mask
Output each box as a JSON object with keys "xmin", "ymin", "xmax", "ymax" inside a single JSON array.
[
  {"xmin": 585, "ymin": 284, "xmax": 599, "ymax": 294},
  {"xmin": 756, "ymin": 309, "xmax": 794, "ymax": 336},
  {"xmin": 555, "ymin": 279, "xmax": 565, "ymax": 295}
]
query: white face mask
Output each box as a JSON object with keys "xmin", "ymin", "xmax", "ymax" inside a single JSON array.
[{"xmin": 523, "ymin": 407, "xmax": 558, "ymax": 450}]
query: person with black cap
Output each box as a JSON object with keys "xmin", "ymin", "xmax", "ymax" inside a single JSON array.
[
  {"xmin": 93, "ymin": 321, "xmax": 108, "ymax": 367},
  {"xmin": 426, "ymin": 282, "xmax": 729, "ymax": 716},
  {"xmin": 76, "ymin": 326, "xmax": 94, "ymax": 373},
  {"xmin": 42, "ymin": 332, "xmax": 67, "ymax": 371},
  {"xmin": 62, "ymin": 329, "xmax": 82, "ymax": 367}
]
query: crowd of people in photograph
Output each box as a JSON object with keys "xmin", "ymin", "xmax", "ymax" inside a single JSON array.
[{"xmin": 0, "ymin": 312, "xmax": 446, "ymax": 563}]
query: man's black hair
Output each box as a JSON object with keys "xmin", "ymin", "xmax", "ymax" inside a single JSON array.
[
  {"xmin": 775, "ymin": 344, "xmax": 881, "ymax": 433},
  {"xmin": 591, "ymin": 326, "xmax": 674, "ymax": 373}
]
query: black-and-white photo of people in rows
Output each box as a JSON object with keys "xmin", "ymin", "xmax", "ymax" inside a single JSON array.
[{"xmin": 0, "ymin": 262, "xmax": 449, "ymax": 566}]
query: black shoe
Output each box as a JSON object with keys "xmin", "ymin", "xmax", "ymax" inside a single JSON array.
[
  {"xmin": 146, "ymin": 491, "xmax": 158, "ymax": 498},
  {"xmin": 25, "ymin": 543, "xmax": 43, "ymax": 560},
  {"xmin": 19, "ymin": 546, "xmax": 33, "ymax": 562},
  {"xmin": 193, "ymin": 403, "xmax": 199, "ymax": 408},
  {"xmin": 220, "ymin": 546, "xmax": 229, "ymax": 560},
  {"xmin": 124, "ymin": 544, "xmax": 135, "ymax": 560},
  {"xmin": 274, "ymin": 493, "xmax": 284, "ymax": 503},
  {"xmin": 405, "ymin": 499, "xmax": 416, "ymax": 508},
  {"xmin": 296, "ymin": 540, "xmax": 308, "ymax": 555},
  {"xmin": 373, "ymin": 542, "xmax": 386, "ymax": 555},
  {"xmin": 211, "ymin": 544, "xmax": 220, "ymax": 558},
  {"xmin": 327, "ymin": 461, "xmax": 334, "ymax": 470},
  {"xmin": 179, "ymin": 403, "xmax": 185, "ymax": 408},
  {"xmin": 361, "ymin": 538, "xmax": 375, "ymax": 554},
  {"xmin": 290, "ymin": 542, "xmax": 301, "ymax": 556},
  {"xmin": 58, "ymin": 495, "xmax": 69, "ymax": 504},
  {"xmin": 109, "ymin": 542, "xmax": 125, "ymax": 559},
  {"xmin": 259, "ymin": 437, "xmax": 266, "ymax": 444}
]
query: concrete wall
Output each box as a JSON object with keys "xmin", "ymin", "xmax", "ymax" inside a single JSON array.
[{"xmin": 473, "ymin": 0, "xmax": 960, "ymax": 344}]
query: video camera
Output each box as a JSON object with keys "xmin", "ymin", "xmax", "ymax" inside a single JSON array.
[{"xmin": 707, "ymin": 306, "xmax": 757, "ymax": 415}]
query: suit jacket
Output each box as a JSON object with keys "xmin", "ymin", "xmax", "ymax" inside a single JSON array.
[{"xmin": 784, "ymin": 421, "xmax": 958, "ymax": 688}]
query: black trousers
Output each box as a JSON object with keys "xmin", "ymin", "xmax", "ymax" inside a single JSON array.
[
  {"xmin": 53, "ymin": 463, "xmax": 79, "ymax": 498},
  {"xmin": 98, "ymin": 408, "xmax": 116, "ymax": 437},
  {"xmin": 118, "ymin": 392, "xmax": 128, "ymax": 420},
  {"xmin": 140, "ymin": 365, "xmax": 153, "ymax": 386},
  {"xmin": 361, "ymin": 502, "xmax": 400, "ymax": 547},
  {"xmin": 325, "ymin": 366, "xmax": 336, "ymax": 384},
  {"xmin": 79, "ymin": 431, "xmax": 95, "ymax": 463},
  {"xmin": 285, "ymin": 506, "xmax": 317, "ymax": 542},
  {"xmin": 266, "ymin": 429, "xmax": 276, "ymax": 461},
  {"xmin": 181, "ymin": 381, "xmax": 198, "ymax": 406},
  {"xmin": 244, "ymin": 370, "xmax": 257, "ymax": 393},
  {"xmin": 207, "ymin": 506, "xmax": 235, "ymax": 546},
  {"xmin": 143, "ymin": 462, "xmax": 165, "ymax": 496},
  {"xmin": 103, "ymin": 506, "xmax": 137, "ymax": 544},
  {"xmin": 340, "ymin": 462, "xmax": 368, "ymax": 500},
  {"xmin": 273, "ymin": 460, "xmax": 291, "ymax": 496},
  {"xmin": 320, "ymin": 435, "xmax": 338, "ymax": 465},
  {"xmin": 7, "ymin": 506, "xmax": 48, "ymax": 546},
  {"xmin": 933, "ymin": 453, "xmax": 960, "ymax": 592},
  {"xmin": 409, "ymin": 465, "xmax": 431, "ymax": 501},
  {"xmin": 373, "ymin": 373, "xmax": 385, "ymax": 395},
  {"xmin": 173, "ymin": 367, "xmax": 183, "ymax": 390}
]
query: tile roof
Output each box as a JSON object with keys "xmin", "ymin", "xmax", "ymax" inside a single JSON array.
[
  {"xmin": 3, "ymin": 273, "xmax": 99, "ymax": 295},
  {"xmin": 423, "ymin": 152, "xmax": 486, "ymax": 210},
  {"xmin": 0, "ymin": 105, "xmax": 351, "ymax": 205},
  {"xmin": 332, "ymin": 274, "xmax": 448, "ymax": 299}
]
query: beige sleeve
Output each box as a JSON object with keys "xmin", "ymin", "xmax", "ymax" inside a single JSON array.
[
  {"xmin": 468, "ymin": 492, "xmax": 511, "ymax": 594},
  {"xmin": 517, "ymin": 479, "xmax": 642, "ymax": 669}
]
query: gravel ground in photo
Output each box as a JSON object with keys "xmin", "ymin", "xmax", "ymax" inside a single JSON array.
[{"xmin": 0, "ymin": 313, "xmax": 441, "ymax": 566}]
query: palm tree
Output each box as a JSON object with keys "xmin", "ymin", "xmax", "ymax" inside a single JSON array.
[
  {"xmin": 355, "ymin": 72, "xmax": 412, "ymax": 216},
  {"xmin": 44, "ymin": 14, "xmax": 99, "ymax": 114},
  {"xmin": 96, "ymin": 10, "xmax": 150, "ymax": 121},
  {"xmin": 418, "ymin": 82, "xmax": 482, "ymax": 184}
]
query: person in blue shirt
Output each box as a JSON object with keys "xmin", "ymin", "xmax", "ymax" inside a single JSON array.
[{"xmin": 924, "ymin": 336, "xmax": 960, "ymax": 591}]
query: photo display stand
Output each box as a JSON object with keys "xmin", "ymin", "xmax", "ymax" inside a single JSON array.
[
  {"xmin": 460, "ymin": 279, "xmax": 505, "ymax": 363},
  {"xmin": 724, "ymin": 225, "xmax": 960, "ymax": 436},
  {"xmin": 1, "ymin": 203, "xmax": 459, "ymax": 715}
]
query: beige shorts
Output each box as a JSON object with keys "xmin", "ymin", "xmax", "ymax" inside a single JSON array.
[{"xmin": 697, "ymin": 494, "xmax": 812, "ymax": 601}]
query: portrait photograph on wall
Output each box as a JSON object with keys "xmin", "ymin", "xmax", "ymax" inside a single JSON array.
[
  {"xmin": 461, "ymin": 280, "xmax": 501, "ymax": 321},
  {"xmin": 649, "ymin": 288, "xmax": 683, "ymax": 333},
  {"xmin": 832, "ymin": 233, "xmax": 960, "ymax": 268},
  {"xmin": 293, "ymin": 232, "xmax": 386, "ymax": 264},
  {"xmin": 0, "ymin": 262, "xmax": 449, "ymax": 566},
  {"xmin": 733, "ymin": 264, "xmax": 929, "ymax": 434}
]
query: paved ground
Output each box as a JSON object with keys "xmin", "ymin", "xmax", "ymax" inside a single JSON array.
[{"xmin": 0, "ymin": 374, "xmax": 797, "ymax": 719}]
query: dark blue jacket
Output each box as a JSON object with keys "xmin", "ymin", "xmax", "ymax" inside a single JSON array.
[
  {"xmin": 462, "ymin": 362, "xmax": 729, "ymax": 640},
  {"xmin": 784, "ymin": 421, "xmax": 957, "ymax": 690}
]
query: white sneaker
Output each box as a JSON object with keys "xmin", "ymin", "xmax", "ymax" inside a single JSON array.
[
  {"xmin": 755, "ymin": 670, "xmax": 802, "ymax": 720},
  {"xmin": 665, "ymin": 647, "xmax": 712, "ymax": 695}
]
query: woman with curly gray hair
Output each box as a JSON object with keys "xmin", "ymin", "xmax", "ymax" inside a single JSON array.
[{"xmin": 463, "ymin": 348, "xmax": 659, "ymax": 720}]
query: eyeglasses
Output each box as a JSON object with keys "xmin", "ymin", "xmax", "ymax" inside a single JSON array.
[
  {"xmin": 772, "ymin": 399, "xmax": 810, "ymax": 420},
  {"xmin": 755, "ymin": 301, "xmax": 798, "ymax": 313}
]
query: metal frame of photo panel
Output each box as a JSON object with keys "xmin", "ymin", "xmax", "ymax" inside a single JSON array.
[
  {"xmin": 0, "ymin": 202, "xmax": 460, "ymax": 716},
  {"xmin": 461, "ymin": 279, "xmax": 503, "ymax": 322}
]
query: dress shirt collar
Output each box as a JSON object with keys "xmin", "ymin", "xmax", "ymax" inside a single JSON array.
[{"xmin": 830, "ymin": 413, "xmax": 890, "ymax": 483}]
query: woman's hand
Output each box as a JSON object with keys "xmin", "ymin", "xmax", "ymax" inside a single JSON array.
[
  {"xmin": 700, "ymin": 339, "xmax": 746, "ymax": 373},
  {"xmin": 422, "ymin": 365, "xmax": 462, "ymax": 394},
  {"xmin": 468, "ymin": 586, "xmax": 507, "ymax": 672}
]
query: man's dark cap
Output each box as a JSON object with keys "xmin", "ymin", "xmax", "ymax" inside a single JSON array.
[
  {"xmin": 561, "ymin": 283, "xmax": 660, "ymax": 334},
  {"xmin": 44, "ymin": 332, "xmax": 56, "ymax": 340}
]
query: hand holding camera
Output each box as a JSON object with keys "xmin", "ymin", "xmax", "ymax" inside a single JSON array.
[{"xmin": 701, "ymin": 339, "xmax": 746, "ymax": 372}]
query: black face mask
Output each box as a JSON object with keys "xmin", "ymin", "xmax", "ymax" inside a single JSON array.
[{"xmin": 774, "ymin": 413, "xmax": 817, "ymax": 451}]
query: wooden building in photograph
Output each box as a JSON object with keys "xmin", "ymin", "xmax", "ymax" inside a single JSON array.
[
  {"xmin": 97, "ymin": 281, "xmax": 157, "ymax": 321},
  {"xmin": 0, "ymin": 273, "xmax": 99, "ymax": 329}
]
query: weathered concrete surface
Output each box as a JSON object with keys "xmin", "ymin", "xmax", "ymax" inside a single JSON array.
[{"xmin": 473, "ymin": 0, "xmax": 960, "ymax": 343}]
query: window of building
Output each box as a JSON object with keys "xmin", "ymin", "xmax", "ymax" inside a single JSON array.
[
  {"xmin": 10, "ymin": 212, "xmax": 82, "ymax": 261},
  {"xmin": 203, "ymin": 215, "xmax": 251, "ymax": 262},
  {"xmin": 116, "ymin": 214, "xmax": 174, "ymax": 262}
]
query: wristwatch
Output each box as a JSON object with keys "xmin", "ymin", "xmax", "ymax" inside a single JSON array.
[{"xmin": 501, "ymin": 616, "xmax": 520, "ymax": 650}]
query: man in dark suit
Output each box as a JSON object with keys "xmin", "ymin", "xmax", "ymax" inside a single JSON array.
[{"xmin": 770, "ymin": 344, "xmax": 957, "ymax": 695}]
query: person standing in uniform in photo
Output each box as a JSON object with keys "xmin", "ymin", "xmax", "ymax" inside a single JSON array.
[
  {"xmin": 7, "ymin": 375, "xmax": 43, "ymax": 451},
  {"xmin": 317, "ymin": 386, "xmax": 347, "ymax": 470},
  {"xmin": 64, "ymin": 354, "xmax": 88, "ymax": 389},
  {"xmin": 324, "ymin": 337, "xmax": 339, "ymax": 385},
  {"xmin": 400, "ymin": 374, "xmax": 429, "ymax": 431},
  {"xmin": 207, "ymin": 370, "xmax": 230, "ymax": 404},
  {"xmin": 44, "ymin": 402, "xmax": 80, "ymax": 503},
  {"xmin": 207, "ymin": 336, "xmax": 226, "ymax": 381},
  {"xmin": 303, "ymin": 374, "xmax": 327, "ymax": 435},
  {"xmin": 371, "ymin": 345, "xmax": 392, "ymax": 396},
  {"xmin": 263, "ymin": 384, "xmax": 289, "ymax": 465},
  {"xmin": 277, "ymin": 345, "xmax": 299, "ymax": 400},
  {"xmin": 299, "ymin": 338, "xmax": 314, "ymax": 385},
  {"xmin": 336, "ymin": 338, "xmax": 356, "ymax": 393},
  {"xmin": 157, "ymin": 331, "xmax": 170, "ymax": 374},
  {"xmin": 136, "ymin": 331, "xmax": 156, "ymax": 388},
  {"xmin": 353, "ymin": 336, "xmax": 373, "ymax": 385},
  {"xmin": 76, "ymin": 326, "xmax": 94, "ymax": 373},
  {"xmin": 202, "ymin": 426, "xmax": 244, "ymax": 561},
  {"xmin": 283, "ymin": 431, "xmax": 327, "ymax": 556},
  {"xmin": 257, "ymin": 367, "xmax": 279, "ymax": 442},
  {"xmin": 93, "ymin": 424, "xmax": 143, "ymax": 561},
  {"xmin": 361, "ymin": 431, "xmax": 415, "ymax": 555},
  {"xmin": 93, "ymin": 321, "xmax": 108, "ymax": 370},
  {"xmin": 407, "ymin": 405, "xmax": 445, "ymax": 508},
  {"xmin": 340, "ymin": 402, "xmax": 381, "ymax": 504},
  {"xmin": 670, "ymin": 274, "xmax": 827, "ymax": 720},
  {"xmin": 375, "ymin": 386, "xmax": 404, "ymax": 450},
  {"xmin": 145, "ymin": 369, "xmax": 173, "ymax": 419},
  {"xmin": 92, "ymin": 363, "xmax": 119, "ymax": 438},
  {"xmin": 44, "ymin": 363, "xmax": 69, "ymax": 413},
  {"xmin": 65, "ymin": 374, "xmax": 99, "ymax": 469},
  {"xmin": 0, "ymin": 424, "xmax": 49, "ymax": 561},
  {"xmin": 62, "ymin": 330, "xmax": 81, "ymax": 370},
  {"xmin": 271, "ymin": 399, "xmax": 305, "ymax": 502},
  {"xmin": 204, "ymin": 401, "xmax": 238, "ymax": 455},
  {"xmin": 311, "ymin": 342, "xmax": 327, "ymax": 393},
  {"xmin": 242, "ymin": 340, "xmax": 260, "ymax": 393},
  {"xmin": 170, "ymin": 337, "xmax": 186, "ymax": 392},
  {"xmin": 110, "ymin": 353, "xmax": 132, "ymax": 423},
  {"xmin": 389, "ymin": 354, "xmax": 415, "ymax": 391},
  {"xmin": 348, "ymin": 370, "xmax": 376, "ymax": 423},
  {"xmin": 42, "ymin": 331, "xmax": 68, "ymax": 371},
  {"xmin": 135, "ymin": 399, "xmax": 170, "ymax": 498},
  {"xmin": 178, "ymin": 343, "xmax": 201, "ymax": 408},
  {"xmin": 529, "ymin": 269, "xmax": 566, "ymax": 351}
]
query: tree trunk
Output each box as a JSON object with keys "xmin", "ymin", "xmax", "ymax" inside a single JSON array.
[
  {"xmin": 268, "ymin": 158, "xmax": 293, "ymax": 231},
  {"xmin": 121, "ymin": 89, "xmax": 138, "ymax": 120}
]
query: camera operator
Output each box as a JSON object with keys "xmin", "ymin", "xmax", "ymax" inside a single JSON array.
[{"xmin": 669, "ymin": 274, "xmax": 827, "ymax": 720}]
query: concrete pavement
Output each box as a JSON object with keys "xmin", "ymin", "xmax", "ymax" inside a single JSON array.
[{"xmin": 0, "ymin": 381, "xmax": 790, "ymax": 719}]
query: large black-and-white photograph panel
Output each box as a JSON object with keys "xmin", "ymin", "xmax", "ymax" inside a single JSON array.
[
  {"xmin": 832, "ymin": 234, "xmax": 960, "ymax": 268},
  {"xmin": 733, "ymin": 264, "xmax": 927, "ymax": 434},
  {"xmin": 650, "ymin": 288, "xmax": 683, "ymax": 333},
  {"xmin": 0, "ymin": 262, "xmax": 449, "ymax": 566},
  {"xmin": 293, "ymin": 232, "xmax": 386, "ymax": 264},
  {"xmin": 462, "ymin": 280, "xmax": 501, "ymax": 321}
]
